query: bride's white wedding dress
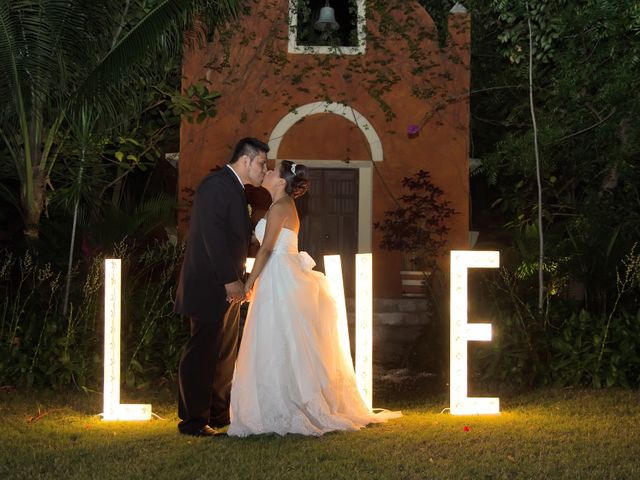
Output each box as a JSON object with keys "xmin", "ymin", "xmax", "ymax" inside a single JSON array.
[{"xmin": 228, "ymin": 218, "xmax": 400, "ymax": 436}]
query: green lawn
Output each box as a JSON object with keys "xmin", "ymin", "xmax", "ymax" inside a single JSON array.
[{"xmin": 1, "ymin": 386, "xmax": 639, "ymax": 479}]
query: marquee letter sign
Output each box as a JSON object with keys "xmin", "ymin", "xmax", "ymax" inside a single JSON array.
[
  {"xmin": 103, "ymin": 259, "xmax": 152, "ymax": 421},
  {"xmin": 450, "ymin": 251, "xmax": 500, "ymax": 415},
  {"xmin": 355, "ymin": 253, "xmax": 373, "ymax": 409},
  {"xmin": 104, "ymin": 251, "xmax": 499, "ymax": 419},
  {"xmin": 323, "ymin": 255, "xmax": 351, "ymax": 359},
  {"xmin": 324, "ymin": 254, "xmax": 373, "ymax": 409}
]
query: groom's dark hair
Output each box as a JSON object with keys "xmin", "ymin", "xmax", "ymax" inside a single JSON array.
[{"xmin": 229, "ymin": 137, "xmax": 270, "ymax": 164}]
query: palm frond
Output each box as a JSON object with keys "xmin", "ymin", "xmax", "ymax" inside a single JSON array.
[
  {"xmin": 0, "ymin": 1, "xmax": 29, "ymax": 121},
  {"xmin": 1, "ymin": 0, "xmax": 243, "ymax": 132},
  {"xmin": 74, "ymin": 0, "xmax": 242, "ymax": 118},
  {"xmin": 43, "ymin": 1, "xmax": 107, "ymax": 103},
  {"xmin": 135, "ymin": 192, "xmax": 177, "ymax": 235}
]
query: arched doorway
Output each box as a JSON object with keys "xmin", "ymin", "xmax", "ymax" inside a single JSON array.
[{"xmin": 268, "ymin": 102, "xmax": 383, "ymax": 295}]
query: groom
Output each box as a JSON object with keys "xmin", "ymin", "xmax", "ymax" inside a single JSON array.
[{"xmin": 175, "ymin": 137, "xmax": 269, "ymax": 437}]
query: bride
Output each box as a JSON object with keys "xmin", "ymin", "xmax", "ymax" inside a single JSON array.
[{"xmin": 228, "ymin": 160, "xmax": 400, "ymax": 437}]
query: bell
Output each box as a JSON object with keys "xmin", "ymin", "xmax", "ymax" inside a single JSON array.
[{"xmin": 314, "ymin": 1, "xmax": 340, "ymax": 32}]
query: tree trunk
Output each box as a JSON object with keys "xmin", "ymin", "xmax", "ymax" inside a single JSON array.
[{"xmin": 21, "ymin": 165, "xmax": 46, "ymax": 250}]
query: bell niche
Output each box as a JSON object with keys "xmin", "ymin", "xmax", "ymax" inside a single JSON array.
[{"xmin": 295, "ymin": 0, "xmax": 359, "ymax": 48}]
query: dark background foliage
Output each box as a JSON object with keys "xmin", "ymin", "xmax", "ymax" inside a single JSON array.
[{"xmin": 1, "ymin": 0, "xmax": 639, "ymax": 390}]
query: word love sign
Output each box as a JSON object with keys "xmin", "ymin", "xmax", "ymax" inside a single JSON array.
[{"xmin": 102, "ymin": 251, "xmax": 499, "ymax": 420}]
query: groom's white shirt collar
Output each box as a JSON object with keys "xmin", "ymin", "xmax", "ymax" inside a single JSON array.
[{"xmin": 226, "ymin": 164, "xmax": 244, "ymax": 189}]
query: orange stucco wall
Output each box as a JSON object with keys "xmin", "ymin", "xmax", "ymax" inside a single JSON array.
[
  {"xmin": 278, "ymin": 114, "xmax": 372, "ymax": 161},
  {"xmin": 179, "ymin": 0, "xmax": 471, "ymax": 297}
]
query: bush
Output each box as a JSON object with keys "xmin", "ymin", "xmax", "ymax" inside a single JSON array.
[
  {"xmin": 0, "ymin": 241, "xmax": 186, "ymax": 389},
  {"xmin": 472, "ymin": 244, "xmax": 640, "ymax": 388},
  {"xmin": 373, "ymin": 170, "xmax": 456, "ymax": 271}
]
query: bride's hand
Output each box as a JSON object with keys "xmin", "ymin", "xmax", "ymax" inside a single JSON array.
[{"xmin": 244, "ymin": 283, "xmax": 254, "ymax": 302}]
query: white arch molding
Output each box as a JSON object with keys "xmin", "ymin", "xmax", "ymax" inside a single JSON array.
[
  {"xmin": 268, "ymin": 102, "xmax": 383, "ymax": 162},
  {"xmin": 268, "ymin": 102, "xmax": 383, "ymax": 253}
]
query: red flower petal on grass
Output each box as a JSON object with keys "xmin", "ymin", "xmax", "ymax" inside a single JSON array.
[{"xmin": 463, "ymin": 426, "xmax": 470, "ymax": 432}]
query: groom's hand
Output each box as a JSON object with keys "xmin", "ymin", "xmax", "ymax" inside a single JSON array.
[{"xmin": 225, "ymin": 280, "xmax": 245, "ymax": 303}]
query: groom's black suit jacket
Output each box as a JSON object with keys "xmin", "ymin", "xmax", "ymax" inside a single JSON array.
[{"xmin": 175, "ymin": 166, "xmax": 251, "ymax": 320}]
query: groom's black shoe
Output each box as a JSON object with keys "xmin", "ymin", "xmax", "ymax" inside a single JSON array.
[{"xmin": 181, "ymin": 425, "xmax": 220, "ymax": 437}]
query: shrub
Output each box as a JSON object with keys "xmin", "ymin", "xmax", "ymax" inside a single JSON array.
[{"xmin": 0, "ymin": 241, "xmax": 186, "ymax": 389}]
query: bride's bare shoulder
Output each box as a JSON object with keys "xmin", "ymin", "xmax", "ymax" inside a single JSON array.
[{"xmin": 267, "ymin": 198, "xmax": 297, "ymax": 229}]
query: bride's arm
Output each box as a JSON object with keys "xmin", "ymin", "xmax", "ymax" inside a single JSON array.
[{"xmin": 244, "ymin": 203, "xmax": 287, "ymax": 294}]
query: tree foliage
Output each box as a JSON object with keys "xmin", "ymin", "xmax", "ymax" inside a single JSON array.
[
  {"xmin": 460, "ymin": 0, "xmax": 640, "ymax": 387},
  {"xmin": 0, "ymin": 0, "xmax": 242, "ymax": 247},
  {"xmin": 416, "ymin": 0, "xmax": 639, "ymax": 386}
]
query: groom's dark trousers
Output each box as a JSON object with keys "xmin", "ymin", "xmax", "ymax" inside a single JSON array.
[
  {"xmin": 174, "ymin": 167, "xmax": 251, "ymax": 434},
  {"xmin": 177, "ymin": 298, "xmax": 240, "ymax": 431}
]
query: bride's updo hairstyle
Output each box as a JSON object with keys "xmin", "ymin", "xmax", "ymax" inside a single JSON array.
[{"xmin": 280, "ymin": 160, "xmax": 310, "ymax": 199}]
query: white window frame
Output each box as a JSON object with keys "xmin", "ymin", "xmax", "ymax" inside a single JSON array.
[{"xmin": 288, "ymin": 0, "xmax": 367, "ymax": 55}]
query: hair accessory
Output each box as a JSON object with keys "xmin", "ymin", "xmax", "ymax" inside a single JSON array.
[{"xmin": 291, "ymin": 163, "xmax": 297, "ymax": 175}]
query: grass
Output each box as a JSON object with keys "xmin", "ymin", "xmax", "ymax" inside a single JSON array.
[{"xmin": 1, "ymin": 385, "xmax": 639, "ymax": 479}]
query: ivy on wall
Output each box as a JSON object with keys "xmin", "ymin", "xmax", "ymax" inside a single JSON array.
[{"xmin": 208, "ymin": 0, "xmax": 468, "ymax": 129}]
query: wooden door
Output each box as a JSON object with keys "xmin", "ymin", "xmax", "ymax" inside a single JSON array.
[{"xmin": 296, "ymin": 168, "xmax": 359, "ymax": 296}]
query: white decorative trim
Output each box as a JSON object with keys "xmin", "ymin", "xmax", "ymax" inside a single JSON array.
[
  {"xmin": 288, "ymin": 0, "xmax": 367, "ymax": 55},
  {"xmin": 165, "ymin": 152, "xmax": 179, "ymax": 168},
  {"xmin": 450, "ymin": 2, "xmax": 468, "ymax": 14},
  {"xmin": 268, "ymin": 102, "xmax": 383, "ymax": 162}
]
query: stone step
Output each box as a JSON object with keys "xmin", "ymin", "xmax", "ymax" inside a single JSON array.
[
  {"xmin": 346, "ymin": 297, "xmax": 430, "ymax": 313},
  {"xmin": 344, "ymin": 298, "xmax": 432, "ymax": 326}
]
